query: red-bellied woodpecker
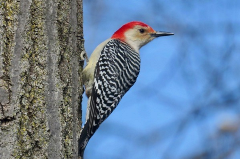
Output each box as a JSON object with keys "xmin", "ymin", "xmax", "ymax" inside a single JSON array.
[{"xmin": 79, "ymin": 21, "xmax": 173, "ymax": 157}]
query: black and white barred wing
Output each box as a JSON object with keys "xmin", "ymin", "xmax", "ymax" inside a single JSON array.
[
  {"xmin": 88, "ymin": 39, "xmax": 141, "ymax": 135},
  {"xmin": 78, "ymin": 39, "xmax": 140, "ymax": 156}
]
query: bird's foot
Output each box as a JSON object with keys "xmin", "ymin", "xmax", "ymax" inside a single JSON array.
[{"xmin": 80, "ymin": 49, "xmax": 89, "ymax": 63}]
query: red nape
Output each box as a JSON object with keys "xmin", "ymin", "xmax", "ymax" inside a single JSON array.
[{"xmin": 111, "ymin": 21, "xmax": 153, "ymax": 41}]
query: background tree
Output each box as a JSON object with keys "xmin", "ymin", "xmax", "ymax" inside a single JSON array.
[{"xmin": 0, "ymin": 0, "xmax": 84, "ymax": 158}]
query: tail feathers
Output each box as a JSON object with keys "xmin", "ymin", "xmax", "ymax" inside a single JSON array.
[{"xmin": 78, "ymin": 121, "xmax": 90, "ymax": 158}]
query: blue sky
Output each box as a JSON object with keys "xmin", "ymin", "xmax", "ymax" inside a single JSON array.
[{"xmin": 82, "ymin": 1, "xmax": 240, "ymax": 159}]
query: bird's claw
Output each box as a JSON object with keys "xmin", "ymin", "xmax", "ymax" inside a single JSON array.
[{"xmin": 80, "ymin": 49, "xmax": 89, "ymax": 63}]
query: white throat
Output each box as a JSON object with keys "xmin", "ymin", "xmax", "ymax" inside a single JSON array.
[{"xmin": 125, "ymin": 39, "xmax": 141, "ymax": 53}]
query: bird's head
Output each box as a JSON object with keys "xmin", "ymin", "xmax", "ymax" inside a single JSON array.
[{"xmin": 111, "ymin": 21, "xmax": 173, "ymax": 52}]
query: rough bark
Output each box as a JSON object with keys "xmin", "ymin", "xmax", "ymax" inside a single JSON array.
[{"xmin": 0, "ymin": 0, "xmax": 84, "ymax": 158}]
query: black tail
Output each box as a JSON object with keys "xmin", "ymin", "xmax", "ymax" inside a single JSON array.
[{"xmin": 78, "ymin": 121, "xmax": 90, "ymax": 158}]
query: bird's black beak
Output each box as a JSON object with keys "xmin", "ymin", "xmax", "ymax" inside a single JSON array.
[{"xmin": 151, "ymin": 31, "xmax": 174, "ymax": 37}]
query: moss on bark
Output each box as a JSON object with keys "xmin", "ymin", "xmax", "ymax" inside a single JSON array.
[
  {"xmin": 0, "ymin": 0, "xmax": 84, "ymax": 158},
  {"xmin": 16, "ymin": 0, "xmax": 48, "ymax": 158}
]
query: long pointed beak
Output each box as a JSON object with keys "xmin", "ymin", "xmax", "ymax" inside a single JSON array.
[{"xmin": 151, "ymin": 31, "xmax": 174, "ymax": 37}]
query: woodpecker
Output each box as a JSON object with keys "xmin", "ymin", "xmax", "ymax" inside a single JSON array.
[{"xmin": 79, "ymin": 21, "xmax": 173, "ymax": 157}]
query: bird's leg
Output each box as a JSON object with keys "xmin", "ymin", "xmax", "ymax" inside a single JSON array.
[{"xmin": 80, "ymin": 49, "xmax": 89, "ymax": 63}]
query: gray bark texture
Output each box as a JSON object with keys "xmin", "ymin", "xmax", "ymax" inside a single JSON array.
[{"xmin": 0, "ymin": 0, "xmax": 84, "ymax": 158}]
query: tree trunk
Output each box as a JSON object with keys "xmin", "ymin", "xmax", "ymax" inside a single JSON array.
[{"xmin": 0, "ymin": 0, "xmax": 84, "ymax": 158}]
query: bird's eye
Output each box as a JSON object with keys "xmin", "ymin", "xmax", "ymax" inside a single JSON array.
[{"xmin": 139, "ymin": 29, "xmax": 145, "ymax": 34}]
